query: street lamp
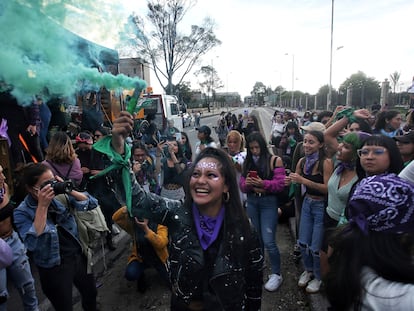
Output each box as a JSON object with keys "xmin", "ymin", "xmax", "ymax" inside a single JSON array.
[
  {"xmin": 285, "ymin": 53, "xmax": 295, "ymax": 108},
  {"xmin": 327, "ymin": 0, "xmax": 335, "ymax": 111}
]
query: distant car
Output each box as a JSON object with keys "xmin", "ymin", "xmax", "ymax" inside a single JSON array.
[{"xmin": 182, "ymin": 112, "xmax": 193, "ymax": 127}]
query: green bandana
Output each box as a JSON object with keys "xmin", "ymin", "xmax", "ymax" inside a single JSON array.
[{"xmin": 91, "ymin": 136, "xmax": 133, "ymax": 215}]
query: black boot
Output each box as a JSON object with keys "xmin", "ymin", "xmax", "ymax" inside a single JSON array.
[{"xmin": 106, "ymin": 232, "xmax": 116, "ymax": 251}]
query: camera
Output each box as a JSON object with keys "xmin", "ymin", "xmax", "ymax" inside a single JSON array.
[
  {"xmin": 41, "ymin": 180, "xmax": 74, "ymax": 195},
  {"xmin": 162, "ymin": 145, "xmax": 170, "ymax": 158},
  {"xmin": 141, "ymin": 160, "xmax": 150, "ymax": 171}
]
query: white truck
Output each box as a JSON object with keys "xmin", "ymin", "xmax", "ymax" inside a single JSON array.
[{"xmin": 138, "ymin": 94, "xmax": 183, "ymax": 133}]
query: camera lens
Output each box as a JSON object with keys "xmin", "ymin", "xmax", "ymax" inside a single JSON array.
[{"xmin": 52, "ymin": 180, "xmax": 74, "ymax": 195}]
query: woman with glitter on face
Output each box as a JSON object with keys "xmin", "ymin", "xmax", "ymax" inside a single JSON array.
[{"xmin": 103, "ymin": 111, "xmax": 264, "ymax": 310}]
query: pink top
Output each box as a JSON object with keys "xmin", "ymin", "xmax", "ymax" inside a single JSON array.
[{"xmin": 240, "ymin": 167, "xmax": 285, "ymax": 194}]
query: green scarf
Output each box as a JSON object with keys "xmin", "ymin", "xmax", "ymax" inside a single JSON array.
[{"xmin": 91, "ymin": 136, "xmax": 133, "ymax": 215}]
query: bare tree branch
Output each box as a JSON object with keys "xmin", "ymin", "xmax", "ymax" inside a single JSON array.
[{"xmin": 119, "ymin": 0, "xmax": 220, "ymax": 94}]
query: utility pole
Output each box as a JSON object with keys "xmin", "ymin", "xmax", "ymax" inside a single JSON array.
[{"xmin": 327, "ymin": 0, "xmax": 334, "ymax": 111}]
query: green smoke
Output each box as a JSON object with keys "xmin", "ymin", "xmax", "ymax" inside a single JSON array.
[{"xmin": 0, "ymin": 0, "xmax": 146, "ymax": 106}]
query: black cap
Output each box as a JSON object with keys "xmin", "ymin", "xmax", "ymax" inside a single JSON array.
[
  {"xmin": 198, "ymin": 125, "xmax": 211, "ymax": 136},
  {"xmin": 394, "ymin": 131, "xmax": 414, "ymax": 143}
]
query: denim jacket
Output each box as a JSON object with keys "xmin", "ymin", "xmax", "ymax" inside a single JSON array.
[{"xmin": 14, "ymin": 193, "xmax": 98, "ymax": 268}]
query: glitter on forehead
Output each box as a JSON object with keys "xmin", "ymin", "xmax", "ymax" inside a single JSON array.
[{"xmin": 195, "ymin": 161, "xmax": 219, "ymax": 170}]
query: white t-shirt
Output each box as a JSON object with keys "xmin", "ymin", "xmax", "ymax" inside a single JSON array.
[
  {"xmin": 399, "ymin": 160, "xmax": 414, "ymax": 185},
  {"xmin": 195, "ymin": 141, "xmax": 217, "ymax": 155},
  {"xmin": 358, "ymin": 267, "xmax": 414, "ymax": 310}
]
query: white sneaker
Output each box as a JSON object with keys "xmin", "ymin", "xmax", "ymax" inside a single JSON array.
[
  {"xmin": 306, "ymin": 279, "xmax": 322, "ymax": 293},
  {"xmin": 112, "ymin": 224, "xmax": 121, "ymax": 235},
  {"xmin": 298, "ymin": 271, "xmax": 313, "ymax": 287},
  {"xmin": 264, "ymin": 274, "xmax": 283, "ymax": 292}
]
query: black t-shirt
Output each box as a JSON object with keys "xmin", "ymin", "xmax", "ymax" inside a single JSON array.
[{"xmin": 48, "ymin": 209, "xmax": 81, "ymax": 258}]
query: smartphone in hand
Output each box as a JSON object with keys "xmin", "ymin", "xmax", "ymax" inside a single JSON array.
[{"xmin": 248, "ymin": 170, "xmax": 258, "ymax": 178}]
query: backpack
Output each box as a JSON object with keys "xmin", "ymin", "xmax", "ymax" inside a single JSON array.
[{"xmin": 55, "ymin": 194, "xmax": 109, "ymax": 273}]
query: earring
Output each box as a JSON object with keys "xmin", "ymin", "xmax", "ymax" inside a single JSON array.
[{"xmin": 223, "ymin": 192, "xmax": 230, "ymax": 203}]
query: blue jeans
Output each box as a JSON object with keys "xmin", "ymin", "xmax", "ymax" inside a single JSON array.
[
  {"xmin": 246, "ymin": 194, "xmax": 280, "ymax": 275},
  {"xmin": 125, "ymin": 260, "xmax": 169, "ymax": 284},
  {"xmin": 297, "ymin": 196, "xmax": 325, "ymax": 280},
  {"xmin": 0, "ymin": 231, "xmax": 38, "ymax": 311}
]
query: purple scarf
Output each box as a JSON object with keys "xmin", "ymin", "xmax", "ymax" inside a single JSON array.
[
  {"xmin": 0, "ymin": 119, "xmax": 11, "ymax": 147},
  {"xmin": 304, "ymin": 152, "xmax": 319, "ymax": 175},
  {"xmin": 192, "ymin": 204, "xmax": 225, "ymax": 250},
  {"xmin": 336, "ymin": 161, "xmax": 355, "ymax": 175},
  {"xmin": 0, "ymin": 187, "xmax": 4, "ymax": 204}
]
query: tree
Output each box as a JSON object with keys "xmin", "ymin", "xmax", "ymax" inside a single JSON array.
[
  {"xmin": 194, "ymin": 65, "xmax": 223, "ymax": 112},
  {"xmin": 173, "ymin": 81, "xmax": 192, "ymax": 105},
  {"xmin": 251, "ymin": 82, "xmax": 266, "ymax": 105},
  {"xmin": 389, "ymin": 71, "xmax": 401, "ymax": 94},
  {"xmin": 389, "ymin": 71, "xmax": 401, "ymax": 105},
  {"xmin": 316, "ymin": 84, "xmax": 335, "ymax": 109},
  {"xmin": 122, "ymin": 0, "xmax": 221, "ymax": 94},
  {"xmin": 339, "ymin": 71, "xmax": 381, "ymax": 108}
]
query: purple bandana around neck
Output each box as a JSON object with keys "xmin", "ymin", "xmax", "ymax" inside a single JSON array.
[
  {"xmin": 0, "ymin": 187, "xmax": 4, "ymax": 204},
  {"xmin": 192, "ymin": 204, "xmax": 225, "ymax": 250},
  {"xmin": 304, "ymin": 152, "xmax": 319, "ymax": 175},
  {"xmin": 336, "ymin": 161, "xmax": 355, "ymax": 175}
]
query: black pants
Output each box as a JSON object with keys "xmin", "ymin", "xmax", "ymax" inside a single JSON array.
[{"xmin": 37, "ymin": 253, "xmax": 97, "ymax": 311}]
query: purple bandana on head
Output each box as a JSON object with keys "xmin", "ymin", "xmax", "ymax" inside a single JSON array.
[
  {"xmin": 304, "ymin": 152, "xmax": 319, "ymax": 175},
  {"xmin": 192, "ymin": 204, "xmax": 225, "ymax": 250},
  {"xmin": 348, "ymin": 173, "xmax": 414, "ymax": 234}
]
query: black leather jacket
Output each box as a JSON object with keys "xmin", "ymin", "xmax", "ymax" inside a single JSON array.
[{"xmin": 125, "ymin": 171, "xmax": 264, "ymax": 310}]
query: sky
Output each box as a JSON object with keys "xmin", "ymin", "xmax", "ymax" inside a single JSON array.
[
  {"xmin": 116, "ymin": 0, "xmax": 414, "ymax": 98},
  {"xmin": 2, "ymin": 0, "xmax": 414, "ymax": 103}
]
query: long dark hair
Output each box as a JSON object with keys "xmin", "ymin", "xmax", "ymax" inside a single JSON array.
[
  {"xmin": 242, "ymin": 132, "xmax": 272, "ymax": 179},
  {"xmin": 21, "ymin": 163, "xmax": 50, "ymax": 188},
  {"xmin": 183, "ymin": 147, "xmax": 250, "ymax": 234},
  {"xmin": 284, "ymin": 121, "xmax": 303, "ymax": 142},
  {"xmin": 180, "ymin": 131, "xmax": 192, "ymax": 161},
  {"xmin": 374, "ymin": 110, "xmax": 400, "ymax": 131},
  {"xmin": 325, "ymin": 225, "xmax": 414, "ymax": 311}
]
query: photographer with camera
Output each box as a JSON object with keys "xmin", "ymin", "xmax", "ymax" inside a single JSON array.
[
  {"xmin": 13, "ymin": 163, "xmax": 99, "ymax": 311},
  {"xmin": 111, "ymin": 142, "xmax": 168, "ymax": 292},
  {"xmin": 155, "ymin": 139, "xmax": 188, "ymax": 201},
  {"xmin": 131, "ymin": 143, "xmax": 157, "ymax": 193}
]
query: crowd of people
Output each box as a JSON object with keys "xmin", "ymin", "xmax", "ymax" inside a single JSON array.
[{"xmin": 1, "ymin": 95, "xmax": 414, "ymax": 310}]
